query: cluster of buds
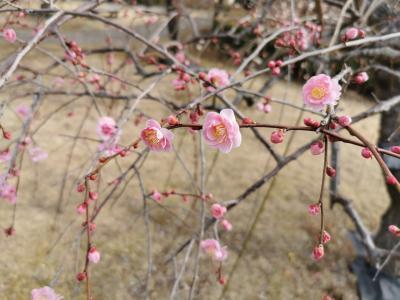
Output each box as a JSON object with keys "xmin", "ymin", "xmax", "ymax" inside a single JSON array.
[
  {"xmin": 76, "ymin": 183, "xmax": 98, "ymax": 215},
  {"xmin": 210, "ymin": 203, "xmax": 232, "ymax": 231},
  {"xmin": 342, "ymin": 27, "xmax": 366, "ymax": 42},
  {"xmin": 275, "ymin": 21, "xmax": 321, "ymax": 53},
  {"xmin": 267, "ymin": 60, "xmax": 283, "ymax": 76},
  {"xmin": 256, "ymin": 96, "xmax": 272, "ymax": 113},
  {"xmin": 64, "ymin": 40, "xmax": 86, "ymax": 67},
  {"xmin": 172, "ymin": 69, "xmax": 192, "ymax": 91}
]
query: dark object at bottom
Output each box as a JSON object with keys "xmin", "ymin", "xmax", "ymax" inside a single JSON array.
[{"xmin": 352, "ymin": 257, "xmax": 400, "ymax": 300}]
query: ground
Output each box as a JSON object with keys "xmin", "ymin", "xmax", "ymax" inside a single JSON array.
[{"xmin": 0, "ymin": 5, "xmax": 390, "ymax": 300}]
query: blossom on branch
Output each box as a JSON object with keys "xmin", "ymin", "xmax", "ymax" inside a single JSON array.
[
  {"xmin": 302, "ymin": 74, "xmax": 341, "ymax": 111},
  {"xmin": 141, "ymin": 119, "xmax": 173, "ymax": 152},
  {"xmin": 203, "ymin": 109, "xmax": 241, "ymax": 153},
  {"xmin": 31, "ymin": 286, "xmax": 63, "ymax": 300},
  {"xmin": 201, "ymin": 239, "xmax": 228, "ymax": 262}
]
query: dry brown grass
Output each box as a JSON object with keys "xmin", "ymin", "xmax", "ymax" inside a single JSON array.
[{"xmin": 0, "ymin": 10, "xmax": 390, "ymax": 300}]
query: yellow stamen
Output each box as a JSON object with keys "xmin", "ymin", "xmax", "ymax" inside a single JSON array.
[
  {"xmin": 213, "ymin": 124, "xmax": 226, "ymax": 139},
  {"xmin": 310, "ymin": 87, "xmax": 326, "ymax": 100},
  {"xmin": 144, "ymin": 129, "xmax": 160, "ymax": 145}
]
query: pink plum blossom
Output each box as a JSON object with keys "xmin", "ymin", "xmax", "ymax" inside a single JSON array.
[
  {"xmin": 270, "ymin": 130, "xmax": 284, "ymax": 144},
  {"xmin": 221, "ymin": 219, "xmax": 232, "ymax": 231},
  {"xmin": 151, "ymin": 190, "xmax": 162, "ymax": 202},
  {"xmin": 387, "ymin": 175, "xmax": 398, "ymax": 185},
  {"xmin": 96, "ymin": 116, "xmax": 118, "ymax": 141},
  {"xmin": 361, "ymin": 147, "xmax": 372, "ymax": 159},
  {"xmin": 203, "ymin": 109, "xmax": 241, "ymax": 153},
  {"xmin": 29, "ymin": 147, "xmax": 48, "ymax": 162},
  {"xmin": 321, "ymin": 230, "xmax": 331, "ymax": 244},
  {"xmin": 302, "ymin": 74, "xmax": 342, "ymax": 111},
  {"xmin": 312, "ymin": 244, "xmax": 324, "ymax": 261},
  {"xmin": 76, "ymin": 203, "xmax": 87, "ymax": 214},
  {"xmin": 256, "ymin": 102, "xmax": 272, "ymax": 113},
  {"xmin": 206, "ymin": 68, "xmax": 230, "ymax": 92},
  {"xmin": 211, "ymin": 203, "xmax": 227, "ymax": 219},
  {"xmin": 0, "ymin": 148, "xmax": 11, "ymax": 163},
  {"xmin": 172, "ymin": 78, "xmax": 187, "ymax": 91},
  {"xmin": 88, "ymin": 247, "xmax": 101, "ymax": 264},
  {"xmin": 310, "ymin": 140, "xmax": 325, "ymax": 155},
  {"xmin": 0, "ymin": 184, "xmax": 17, "ymax": 204},
  {"xmin": 16, "ymin": 105, "xmax": 30, "ymax": 119},
  {"xmin": 200, "ymin": 239, "xmax": 228, "ymax": 262},
  {"xmin": 140, "ymin": 119, "xmax": 173, "ymax": 152},
  {"xmin": 354, "ymin": 72, "xmax": 369, "ymax": 84},
  {"xmin": 337, "ymin": 115, "xmax": 352, "ymax": 127},
  {"xmin": 31, "ymin": 286, "xmax": 63, "ymax": 300},
  {"xmin": 98, "ymin": 142, "xmax": 122, "ymax": 156},
  {"xmin": 389, "ymin": 225, "xmax": 400, "ymax": 237},
  {"xmin": 3, "ymin": 28, "xmax": 16, "ymax": 43},
  {"xmin": 308, "ymin": 203, "xmax": 321, "ymax": 216},
  {"xmin": 390, "ymin": 146, "xmax": 400, "ymax": 154},
  {"xmin": 344, "ymin": 27, "xmax": 359, "ymax": 41}
]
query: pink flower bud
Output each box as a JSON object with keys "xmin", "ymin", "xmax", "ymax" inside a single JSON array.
[
  {"xmin": 304, "ymin": 118, "xmax": 320, "ymax": 128},
  {"xmin": 3, "ymin": 28, "xmax": 16, "ymax": 43},
  {"xmin": 76, "ymin": 202, "xmax": 87, "ymax": 214},
  {"xmin": 167, "ymin": 115, "xmax": 179, "ymax": 125},
  {"xmin": 77, "ymin": 183, "xmax": 85, "ymax": 193},
  {"xmin": 270, "ymin": 130, "xmax": 284, "ymax": 144},
  {"xmin": 275, "ymin": 60, "xmax": 283, "ymax": 67},
  {"xmin": 361, "ymin": 147, "xmax": 372, "ymax": 159},
  {"xmin": 344, "ymin": 27, "xmax": 359, "ymax": 41},
  {"xmin": 221, "ymin": 219, "xmax": 232, "ymax": 231},
  {"xmin": 337, "ymin": 115, "xmax": 352, "ymax": 127},
  {"xmin": 211, "ymin": 203, "xmax": 227, "ymax": 219},
  {"xmin": 76, "ymin": 272, "xmax": 86, "ymax": 282},
  {"xmin": 267, "ymin": 60, "xmax": 276, "ymax": 68},
  {"xmin": 388, "ymin": 225, "xmax": 400, "ymax": 237},
  {"xmin": 151, "ymin": 190, "xmax": 162, "ymax": 202},
  {"xmin": 326, "ymin": 166, "xmax": 336, "ymax": 177},
  {"xmin": 308, "ymin": 203, "xmax": 321, "ymax": 216},
  {"xmin": 310, "ymin": 140, "xmax": 324, "ymax": 155},
  {"xmin": 3, "ymin": 131, "xmax": 11, "ymax": 140},
  {"xmin": 88, "ymin": 247, "xmax": 101, "ymax": 264},
  {"xmin": 354, "ymin": 72, "xmax": 369, "ymax": 84},
  {"xmin": 271, "ymin": 67, "xmax": 281, "ymax": 76},
  {"xmin": 89, "ymin": 191, "xmax": 98, "ymax": 200},
  {"xmin": 391, "ymin": 146, "xmax": 400, "ymax": 154},
  {"xmin": 358, "ymin": 29, "xmax": 366, "ymax": 38},
  {"xmin": 312, "ymin": 244, "xmax": 324, "ymax": 261},
  {"xmin": 321, "ymin": 230, "xmax": 331, "ymax": 244},
  {"xmin": 387, "ymin": 175, "xmax": 398, "ymax": 185}
]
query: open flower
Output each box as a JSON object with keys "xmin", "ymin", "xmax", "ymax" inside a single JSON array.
[
  {"xmin": 29, "ymin": 147, "xmax": 48, "ymax": 162},
  {"xmin": 96, "ymin": 116, "xmax": 118, "ymax": 141},
  {"xmin": 206, "ymin": 68, "xmax": 230, "ymax": 92},
  {"xmin": 140, "ymin": 119, "xmax": 173, "ymax": 152},
  {"xmin": 211, "ymin": 203, "xmax": 227, "ymax": 219},
  {"xmin": 203, "ymin": 109, "xmax": 241, "ymax": 153},
  {"xmin": 3, "ymin": 28, "xmax": 16, "ymax": 43},
  {"xmin": 302, "ymin": 74, "xmax": 341, "ymax": 111},
  {"xmin": 31, "ymin": 286, "xmax": 63, "ymax": 300},
  {"xmin": 200, "ymin": 239, "xmax": 228, "ymax": 262}
]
